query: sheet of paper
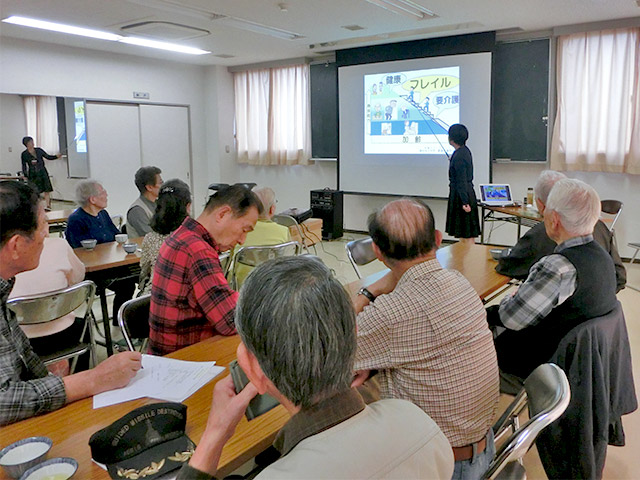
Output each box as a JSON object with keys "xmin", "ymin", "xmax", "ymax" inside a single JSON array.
[{"xmin": 93, "ymin": 354, "xmax": 225, "ymax": 409}]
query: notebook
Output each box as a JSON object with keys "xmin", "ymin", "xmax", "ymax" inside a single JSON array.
[{"xmin": 479, "ymin": 184, "xmax": 514, "ymax": 206}]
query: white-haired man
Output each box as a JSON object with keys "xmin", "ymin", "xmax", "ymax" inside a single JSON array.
[
  {"xmin": 489, "ymin": 178, "xmax": 619, "ymax": 379},
  {"xmin": 496, "ymin": 170, "xmax": 626, "ymax": 291}
]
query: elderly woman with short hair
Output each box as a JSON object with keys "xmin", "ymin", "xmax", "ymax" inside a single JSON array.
[{"xmin": 65, "ymin": 179, "xmax": 134, "ymax": 324}]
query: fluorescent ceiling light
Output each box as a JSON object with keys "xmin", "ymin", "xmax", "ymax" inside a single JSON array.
[
  {"xmin": 365, "ymin": 0, "xmax": 436, "ymax": 20},
  {"xmin": 2, "ymin": 15, "xmax": 122, "ymax": 41},
  {"xmin": 2, "ymin": 15, "xmax": 210, "ymax": 55},
  {"xmin": 222, "ymin": 17, "xmax": 303, "ymax": 40},
  {"xmin": 120, "ymin": 36, "xmax": 210, "ymax": 55}
]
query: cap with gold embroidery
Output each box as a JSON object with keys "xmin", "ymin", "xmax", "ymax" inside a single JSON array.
[{"xmin": 89, "ymin": 402, "xmax": 195, "ymax": 480}]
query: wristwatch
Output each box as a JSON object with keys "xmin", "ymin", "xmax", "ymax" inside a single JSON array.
[{"xmin": 357, "ymin": 287, "xmax": 376, "ymax": 303}]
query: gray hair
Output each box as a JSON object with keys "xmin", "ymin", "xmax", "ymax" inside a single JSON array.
[
  {"xmin": 253, "ymin": 187, "xmax": 276, "ymax": 220},
  {"xmin": 75, "ymin": 180, "xmax": 102, "ymax": 207},
  {"xmin": 534, "ymin": 170, "xmax": 566, "ymax": 205},
  {"xmin": 235, "ymin": 256, "xmax": 356, "ymax": 408},
  {"xmin": 546, "ymin": 178, "xmax": 600, "ymax": 236}
]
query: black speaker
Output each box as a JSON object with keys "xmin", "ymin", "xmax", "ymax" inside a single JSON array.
[{"xmin": 310, "ymin": 189, "xmax": 343, "ymax": 240}]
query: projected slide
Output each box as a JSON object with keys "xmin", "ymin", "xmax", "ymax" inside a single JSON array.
[
  {"xmin": 74, "ymin": 101, "xmax": 87, "ymax": 154},
  {"xmin": 364, "ymin": 66, "xmax": 459, "ymax": 155}
]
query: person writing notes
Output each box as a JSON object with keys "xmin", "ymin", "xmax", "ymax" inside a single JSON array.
[{"xmin": 0, "ymin": 181, "xmax": 141, "ymax": 426}]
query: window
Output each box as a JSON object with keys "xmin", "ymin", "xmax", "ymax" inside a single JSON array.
[
  {"xmin": 550, "ymin": 27, "xmax": 640, "ymax": 174},
  {"xmin": 234, "ymin": 63, "xmax": 311, "ymax": 166},
  {"xmin": 23, "ymin": 95, "xmax": 60, "ymax": 153}
]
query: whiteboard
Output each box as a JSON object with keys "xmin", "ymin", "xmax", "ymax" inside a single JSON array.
[
  {"xmin": 86, "ymin": 102, "xmax": 141, "ymax": 219},
  {"xmin": 139, "ymin": 104, "xmax": 191, "ymax": 187}
]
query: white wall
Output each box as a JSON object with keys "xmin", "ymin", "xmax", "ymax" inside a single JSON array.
[
  {"xmin": 0, "ymin": 37, "xmax": 209, "ymax": 217},
  {"xmin": 0, "ymin": 94, "xmax": 27, "ymax": 175}
]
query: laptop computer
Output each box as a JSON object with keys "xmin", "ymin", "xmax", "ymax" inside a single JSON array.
[{"xmin": 479, "ymin": 184, "xmax": 515, "ymax": 206}]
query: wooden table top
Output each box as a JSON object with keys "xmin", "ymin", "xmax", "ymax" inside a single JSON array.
[
  {"xmin": 46, "ymin": 209, "xmax": 75, "ymax": 224},
  {"xmin": 0, "ymin": 335, "xmax": 290, "ymax": 479},
  {"xmin": 484, "ymin": 204, "xmax": 543, "ymax": 222},
  {"xmin": 74, "ymin": 238, "xmax": 144, "ymax": 273},
  {"xmin": 346, "ymin": 243, "xmax": 510, "ymax": 301}
]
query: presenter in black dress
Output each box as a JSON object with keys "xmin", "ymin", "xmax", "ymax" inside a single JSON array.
[
  {"xmin": 20, "ymin": 136, "xmax": 60, "ymax": 210},
  {"xmin": 445, "ymin": 124, "xmax": 480, "ymax": 245}
]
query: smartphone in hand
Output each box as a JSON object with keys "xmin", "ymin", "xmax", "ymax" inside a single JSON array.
[{"xmin": 228, "ymin": 360, "xmax": 280, "ymax": 420}]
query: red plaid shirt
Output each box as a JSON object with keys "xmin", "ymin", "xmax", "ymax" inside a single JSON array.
[{"xmin": 149, "ymin": 217, "xmax": 237, "ymax": 355}]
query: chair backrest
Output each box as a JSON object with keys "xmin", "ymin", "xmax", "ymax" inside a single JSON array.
[
  {"xmin": 110, "ymin": 214, "xmax": 124, "ymax": 229},
  {"xmin": 7, "ymin": 280, "xmax": 96, "ymax": 325},
  {"xmin": 600, "ymin": 199, "xmax": 623, "ymax": 231},
  {"xmin": 484, "ymin": 363, "xmax": 571, "ymax": 479},
  {"xmin": 117, "ymin": 294, "xmax": 151, "ymax": 352},
  {"xmin": 272, "ymin": 214, "xmax": 310, "ymax": 253},
  {"xmin": 345, "ymin": 237, "xmax": 377, "ymax": 279},
  {"xmin": 230, "ymin": 241, "xmax": 301, "ymax": 289}
]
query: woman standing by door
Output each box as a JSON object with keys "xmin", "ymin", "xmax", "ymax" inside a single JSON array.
[
  {"xmin": 21, "ymin": 136, "xmax": 60, "ymax": 210},
  {"xmin": 445, "ymin": 124, "xmax": 480, "ymax": 245}
]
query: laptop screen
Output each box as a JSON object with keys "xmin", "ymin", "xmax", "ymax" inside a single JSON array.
[{"xmin": 479, "ymin": 184, "xmax": 513, "ymax": 205}]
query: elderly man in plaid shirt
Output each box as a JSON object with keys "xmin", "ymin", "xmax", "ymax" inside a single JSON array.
[
  {"xmin": 0, "ymin": 181, "xmax": 141, "ymax": 426},
  {"xmin": 149, "ymin": 185, "xmax": 262, "ymax": 355},
  {"xmin": 489, "ymin": 178, "xmax": 618, "ymax": 382},
  {"xmin": 351, "ymin": 198, "xmax": 499, "ymax": 480}
]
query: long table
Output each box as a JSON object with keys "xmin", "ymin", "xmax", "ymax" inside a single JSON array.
[
  {"xmin": 46, "ymin": 209, "xmax": 75, "ymax": 235},
  {"xmin": 0, "ymin": 335, "xmax": 290, "ymax": 480},
  {"xmin": 481, "ymin": 205, "xmax": 542, "ymax": 244},
  {"xmin": 346, "ymin": 243, "xmax": 511, "ymax": 302},
  {"xmin": 75, "ymin": 238, "xmax": 144, "ymax": 356}
]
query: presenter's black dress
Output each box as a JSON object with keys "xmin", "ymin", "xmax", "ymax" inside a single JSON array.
[
  {"xmin": 445, "ymin": 145, "xmax": 480, "ymax": 238},
  {"xmin": 21, "ymin": 147, "xmax": 55, "ymax": 194}
]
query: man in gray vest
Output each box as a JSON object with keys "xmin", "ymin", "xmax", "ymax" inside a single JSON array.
[
  {"xmin": 126, "ymin": 166, "xmax": 162, "ymax": 238},
  {"xmin": 489, "ymin": 178, "xmax": 618, "ymax": 380}
]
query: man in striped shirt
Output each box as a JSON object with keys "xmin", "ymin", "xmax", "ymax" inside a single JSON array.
[{"xmin": 352, "ymin": 198, "xmax": 499, "ymax": 480}]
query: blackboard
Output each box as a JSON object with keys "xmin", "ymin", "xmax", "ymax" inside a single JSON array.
[
  {"xmin": 310, "ymin": 62, "xmax": 338, "ymax": 159},
  {"xmin": 492, "ymin": 39, "xmax": 550, "ymax": 161}
]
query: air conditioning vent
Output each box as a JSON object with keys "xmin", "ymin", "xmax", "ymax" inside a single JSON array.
[{"xmin": 120, "ymin": 21, "xmax": 209, "ymax": 40}]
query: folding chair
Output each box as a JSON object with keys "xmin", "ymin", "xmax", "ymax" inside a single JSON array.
[
  {"xmin": 229, "ymin": 241, "xmax": 301, "ymax": 290},
  {"xmin": 117, "ymin": 294, "xmax": 151, "ymax": 352},
  {"xmin": 8, "ymin": 280, "xmax": 97, "ymax": 373},
  {"xmin": 483, "ymin": 363, "xmax": 571, "ymax": 479},
  {"xmin": 272, "ymin": 214, "xmax": 310, "ymax": 254},
  {"xmin": 345, "ymin": 237, "xmax": 377, "ymax": 279}
]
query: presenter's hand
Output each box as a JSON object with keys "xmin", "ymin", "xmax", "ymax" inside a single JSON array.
[
  {"xmin": 56, "ymin": 153, "xmax": 62, "ymax": 159},
  {"xmin": 462, "ymin": 204, "xmax": 471, "ymax": 213}
]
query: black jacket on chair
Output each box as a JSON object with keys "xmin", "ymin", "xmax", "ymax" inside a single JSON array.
[{"xmin": 536, "ymin": 301, "xmax": 637, "ymax": 479}]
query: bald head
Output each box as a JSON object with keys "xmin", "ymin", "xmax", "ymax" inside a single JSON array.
[{"xmin": 368, "ymin": 199, "xmax": 437, "ymax": 261}]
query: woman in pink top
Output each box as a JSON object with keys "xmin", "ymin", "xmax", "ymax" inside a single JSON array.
[{"xmin": 9, "ymin": 235, "xmax": 87, "ymax": 373}]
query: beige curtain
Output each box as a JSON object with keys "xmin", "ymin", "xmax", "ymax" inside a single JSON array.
[
  {"xmin": 234, "ymin": 64, "xmax": 311, "ymax": 166},
  {"xmin": 23, "ymin": 95, "xmax": 60, "ymax": 153},
  {"xmin": 550, "ymin": 27, "xmax": 640, "ymax": 174}
]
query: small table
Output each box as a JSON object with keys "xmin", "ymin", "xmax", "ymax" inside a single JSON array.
[
  {"xmin": 75, "ymin": 238, "xmax": 143, "ymax": 356},
  {"xmin": 288, "ymin": 218, "xmax": 323, "ymax": 248},
  {"xmin": 46, "ymin": 208, "xmax": 75, "ymax": 234},
  {"xmin": 481, "ymin": 205, "xmax": 543, "ymax": 244},
  {"xmin": 0, "ymin": 335, "xmax": 290, "ymax": 479},
  {"xmin": 346, "ymin": 243, "xmax": 511, "ymax": 302}
]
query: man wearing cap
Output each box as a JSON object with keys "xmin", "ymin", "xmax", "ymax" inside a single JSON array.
[
  {"xmin": 126, "ymin": 166, "xmax": 163, "ymax": 239},
  {"xmin": 496, "ymin": 170, "xmax": 626, "ymax": 292},
  {"xmin": 178, "ymin": 256, "xmax": 454, "ymax": 479},
  {"xmin": 351, "ymin": 198, "xmax": 499, "ymax": 480},
  {"xmin": 0, "ymin": 181, "xmax": 142, "ymax": 426},
  {"xmin": 149, "ymin": 185, "xmax": 262, "ymax": 355}
]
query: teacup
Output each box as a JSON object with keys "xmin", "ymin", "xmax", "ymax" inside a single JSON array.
[
  {"xmin": 0, "ymin": 437, "xmax": 52, "ymax": 479},
  {"xmin": 115, "ymin": 234, "xmax": 128, "ymax": 244},
  {"xmin": 123, "ymin": 243, "xmax": 137, "ymax": 254},
  {"xmin": 80, "ymin": 239, "xmax": 97, "ymax": 250}
]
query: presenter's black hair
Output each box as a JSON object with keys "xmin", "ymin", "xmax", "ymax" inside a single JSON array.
[
  {"xmin": 0, "ymin": 181, "xmax": 40, "ymax": 247},
  {"xmin": 448, "ymin": 124, "xmax": 469, "ymax": 146},
  {"xmin": 22, "ymin": 136, "xmax": 33, "ymax": 147}
]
